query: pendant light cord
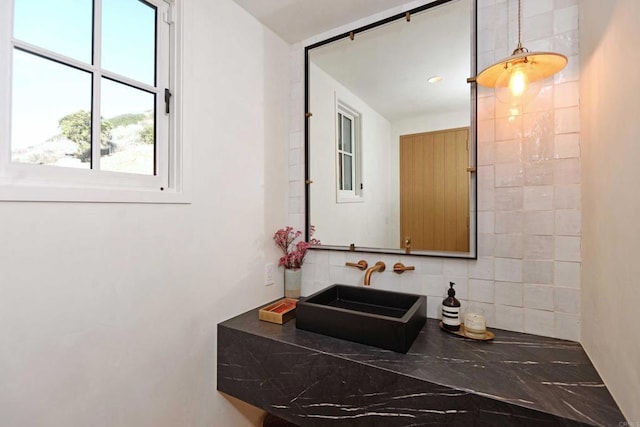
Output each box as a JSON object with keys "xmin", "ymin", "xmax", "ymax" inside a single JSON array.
[{"xmin": 514, "ymin": 0, "xmax": 527, "ymax": 54}]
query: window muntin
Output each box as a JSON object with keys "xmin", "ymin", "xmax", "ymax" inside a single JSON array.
[
  {"xmin": 1, "ymin": 0, "xmax": 178, "ymax": 200},
  {"xmin": 336, "ymin": 101, "xmax": 362, "ymax": 202}
]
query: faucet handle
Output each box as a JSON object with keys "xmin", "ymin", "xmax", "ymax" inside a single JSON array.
[
  {"xmin": 393, "ymin": 262, "xmax": 415, "ymax": 274},
  {"xmin": 345, "ymin": 260, "xmax": 368, "ymax": 270}
]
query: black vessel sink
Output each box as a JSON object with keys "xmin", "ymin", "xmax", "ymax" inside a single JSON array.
[{"xmin": 296, "ymin": 284, "xmax": 426, "ymax": 353}]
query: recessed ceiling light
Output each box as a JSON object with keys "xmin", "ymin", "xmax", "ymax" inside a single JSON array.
[{"xmin": 428, "ymin": 76, "xmax": 443, "ymax": 84}]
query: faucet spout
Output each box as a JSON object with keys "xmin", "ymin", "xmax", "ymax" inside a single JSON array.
[{"xmin": 364, "ymin": 261, "xmax": 386, "ymax": 286}]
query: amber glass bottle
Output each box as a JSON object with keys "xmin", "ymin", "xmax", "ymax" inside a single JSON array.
[{"xmin": 442, "ymin": 282, "xmax": 461, "ymax": 331}]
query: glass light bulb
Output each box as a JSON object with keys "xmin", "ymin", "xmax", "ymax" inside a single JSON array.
[
  {"xmin": 509, "ymin": 67, "xmax": 528, "ymax": 97},
  {"xmin": 496, "ymin": 60, "xmax": 542, "ymax": 108}
]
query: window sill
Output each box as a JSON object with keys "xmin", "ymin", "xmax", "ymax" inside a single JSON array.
[{"xmin": 0, "ymin": 184, "xmax": 191, "ymax": 204}]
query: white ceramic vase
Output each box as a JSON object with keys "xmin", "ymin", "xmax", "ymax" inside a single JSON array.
[{"xmin": 284, "ymin": 268, "xmax": 301, "ymax": 299}]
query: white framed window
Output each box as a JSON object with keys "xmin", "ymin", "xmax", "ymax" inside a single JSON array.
[
  {"xmin": 336, "ymin": 100, "xmax": 362, "ymax": 203},
  {"xmin": 0, "ymin": 0, "xmax": 186, "ymax": 203}
]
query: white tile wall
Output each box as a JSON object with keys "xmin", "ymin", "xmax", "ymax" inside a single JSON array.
[{"xmin": 290, "ymin": 0, "xmax": 582, "ymax": 341}]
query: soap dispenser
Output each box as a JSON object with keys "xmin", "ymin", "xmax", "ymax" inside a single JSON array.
[{"xmin": 442, "ymin": 282, "xmax": 461, "ymax": 331}]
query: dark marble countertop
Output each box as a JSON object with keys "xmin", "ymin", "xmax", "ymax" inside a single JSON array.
[{"xmin": 218, "ymin": 305, "xmax": 625, "ymax": 426}]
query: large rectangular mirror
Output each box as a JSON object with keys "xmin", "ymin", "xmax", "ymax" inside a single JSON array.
[{"xmin": 305, "ymin": 0, "xmax": 477, "ymax": 258}]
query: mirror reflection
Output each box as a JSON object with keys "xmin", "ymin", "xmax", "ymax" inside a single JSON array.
[{"xmin": 306, "ymin": 0, "xmax": 476, "ymax": 257}]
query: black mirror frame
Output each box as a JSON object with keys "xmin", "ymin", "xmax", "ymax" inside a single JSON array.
[{"xmin": 304, "ymin": 0, "xmax": 478, "ymax": 259}]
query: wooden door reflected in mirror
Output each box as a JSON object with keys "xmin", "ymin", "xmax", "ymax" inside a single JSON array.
[{"xmin": 400, "ymin": 127, "xmax": 470, "ymax": 252}]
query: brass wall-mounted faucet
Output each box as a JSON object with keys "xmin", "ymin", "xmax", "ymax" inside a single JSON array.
[
  {"xmin": 364, "ymin": 262, "xmax": 385, "ymax": 286},
  {"xmin": 345, "ymin": 260, "xmax": 368, "ymax": 270}
]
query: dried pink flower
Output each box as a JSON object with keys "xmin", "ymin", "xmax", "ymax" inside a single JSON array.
[{"xmin": 273, "ymin": 226, "xmax": 320, "ymax": 269}]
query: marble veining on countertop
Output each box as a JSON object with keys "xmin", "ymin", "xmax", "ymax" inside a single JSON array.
[{"xmin": 218, "ymin": 306, "xmax": 624, "ymax": 426}]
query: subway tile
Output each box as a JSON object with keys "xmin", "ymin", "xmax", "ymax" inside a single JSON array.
[
  {"xmin": 524, "ymin": 161, "xmax": 554, "ymax": 186},
  {"xmin": 478, "ymin": 165, "xmax": 495, "ymax": 190},
  {"xmin": 478, "ymin": 234, "xmax": 495, "ymax": 257},
  {"xmin": 495, "ymin": 140, "xmax": 522, "ymax": 163},
  {"xmin": 524, "ymin": 185, "xmax": 554, "ymax": 211},
  {"xmin": 524, "ymin": 308, "xmax": 555, "ymax": 336},
  {"xmin": 555, "ymin": 209, "xmax": 581, "ymax": 236},
  {"xmin": 523, "ymin": 0, "xmax": 553, "ymax": 17},
  {"xmin": 554, "ymin": 82, "xmax": 579, "ymax": 109},
  {"xmin": 496, "ymin": 187, "xmax": 524, "ymax": 211},
  {"xmin": 478, "ymin": 211, "xmax": 495, "ymax": 234},
  {"xmin": 554, "ymin": 55, "xmax": 579, "ymax": 84},
  {"xmin": 495, "ymin": 163, "xmax": 524, "ymax": 188},
  {"xmin": 554, "ymin": 133, "xmax": 580, "ymax": 159},
  {"xmin": 289, "ymin": 181, "xmax": 302, "ymax": 198},
  {"xmin": 554, "ymin": 261, "xmax": 580, "ymax": 288},
  {"xmin": 524, "ymin": 211, "xmax": 554, "ymax": 235},
  {"xmin": 554, "ymin": 312, "xmax": 581, "ymax": 342},
  {"xmin": 523, "ymin": 12, "xmax": 554, "ymax": 42},
  {"xmin": 288, "ymin": 196, "xmax": 303, "ymax": 214},
  {"xmin": 495, "ymin": 281, "xmax": 523, "ymax": 307},
  {"xmin": 554, "ymin": 0, "xmax": 579, "ymax": 9},
  {"xmin": 495, "ymin": 258, "xmax": 523, "ymax": 282},
  {"xmin": 523, "ymin": 85, "xmax": 554, "ymax": 114},
  {"xmin": 524, "ymin": 235, "xmax": 554, "ymax": 260},
  {"xmin": 478, "ymin": 140, "xmax": 495, "ymax": 166},
  {"xmin": 468, "ymin": 279, "xmax": 495, "ymax": 304},
  {"xmin": 524, "ymin": 284, "xmax": 555, "ymax": 311},
  {"xmin": 289, "ymin": 147, "xmax": 302, "ymax": 166},
  {"xmin": 523, "ymin": 134, "xmax": 554, "ymax": 163},
  {"xmin": 555, "ymin": 107, "xmax": 580, "ymax": 134},
  {"xmin": 495, "ymin": 211, "xmax": 523, "ymax": 234},
  {"xmin": 477, "ymin": 96, "xmax": 495, "ymax": 119},
  {"xmin": 523, "ymin": 260, "xmax": 554, "ymax": 285},
  {"xmin": 469, "ymin": 257, "xmax": 494, "ymax": 280},
  {"xmin": 423, "ymin": 275, "xmax": 447, "ymax": 298},
  {"xmin": 554, "ymin": 158, "xmax": 581, "ymax": 184},
  {"xmin": 555, "ymin": 5, "xmax": 579, "ymax": 34},
  {"xmin": 553, "ymin": 30, "xmax": 579, "ymax": 57},
  {"xmin": 289, "ymin": 130, "xmax": 303, "ymax": 149},
  {"xmin": 494, "ymin": 234, "xmax": 523, "ymax": 259},
  {"xmin": 288, "ymin": 164, "xmax": 301, "ymax": 182},
  {"xmin": 495, "ymin": 305, "xmax": 524, "ymax": 332},
  {"xmin": 478, "ymin": 187, "xmax": 495, "ymax": 211},
  {"xmin": 478, "ymin": 119, "xmax": 495, "ymax": 143},
  {"xmin": 496, "ymin": 115, "xmax": 523, "ymax": 141},
  {"xmin": 426, "ymin": 296, "xmax": 441, "ymax": 320},
  {"xmin": 554, "ymin": 184, "xmax": 581, "ymax": 209},
  {"xmin": 418, "ymin": 257, "xmax": 444, "ymax": 275},
  {"xmin": 555, "ymin": 236, "xmax": 581, "ymax": 261},
  {"xmin": 328, "ymin": 251, "xmax": 347, "ymax": 266},
  {"xmin": 444, "ymin": 259, "xmax": 469, "ymax": 276},
  {"xmin": 555, "ymin": 287, "xmax": 581, "ymax": 314}
]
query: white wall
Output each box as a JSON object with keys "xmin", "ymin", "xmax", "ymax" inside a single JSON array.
[
  {"xmin": 293, "ymin": 0, "xmax": 583, "ymax": 340},
  {"xmin": 580, "ymin": 0, "xmax": 640, "ymax": 421},
  {"xmin": 0, "ymin": 0, "xmax": 289, "ymax": 426},
  {"xmin": 309, "ymin": 63, "xmax": 393, "ymax": 248}
]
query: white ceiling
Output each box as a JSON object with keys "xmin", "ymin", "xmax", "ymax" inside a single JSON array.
[
  {"xmin": 310, "ymin": 0, "xmax": 470, "ymax": 120},
  {"xmin": 232, "ymin": 0, "xmax": 471, "ymax": 120},
  {"xmin": 231, "ymin": 0, "xmax": 408, "ymax": 43}
]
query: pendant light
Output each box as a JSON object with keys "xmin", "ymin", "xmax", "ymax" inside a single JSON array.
[{"xmin": 476, "ymin": 0, "xmax": 567, "ymax": 106}]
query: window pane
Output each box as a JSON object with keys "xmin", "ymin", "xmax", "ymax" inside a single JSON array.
[
  {"xmin": 343, "ymin": 155, "xmax": 353, "ymax": 191},
  {"xmin": 342, "ymin": 116, "xmax": 352, "ymax": 153},
  {"xmin": 338, "ymin": 153, "xmax": 344, "ymax": 190},
  {"xmin": 11, "ymin": 50, "xmax": 92, "ymax": 168},
  {"xmin": 100, "ymin": 78, "xmax": 155, "ymax": 175},
  {"xmin": 13, "ymin": 0, "xmax": 92, "ymax": 63},
  {"xmin": 102, "ymin": 0, "xmax": 157, "ymax": 85}
]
